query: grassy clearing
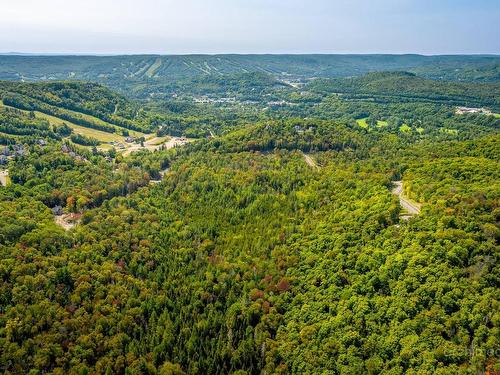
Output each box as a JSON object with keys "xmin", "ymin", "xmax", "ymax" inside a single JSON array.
[
  {"xmin": 36, "ymin": 111, "xmax": 126, "ymax": 143},
  {"xmin": 399, "ymin": 124, "xmax": 412, "ymax": 133},
  {"xmin": 0, "ymin": 170, "xmax": 10, "ymax": 187},
  {"xmin": 356, "ymin": 118, "xmax": 369, "ymax": 128},
  {"xmin": 441, "ymin": 128, "xmax": 459, "ymax": 135},
  {"xmin": 50, "ymin": 107, "xmax": 146, "ymax": 137},
  {"xmin": 0, "ymin": 100, "xmax": 164, "ymax": 155},
  {"xmin": 97, "ymin": 144, "xmax": 114, "ymax": 151},
  {"xmin": 146, "ymin": 136, "xmax": 170, "ymax": 146},
  {"xmin": 357, "ymin": 118, "xmax": 389, "ymax": 129}
]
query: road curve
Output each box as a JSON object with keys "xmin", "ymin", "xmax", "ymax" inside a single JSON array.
[{"xmin": 392, "ymin": 181, "xmax": 421, "ymax": 215}]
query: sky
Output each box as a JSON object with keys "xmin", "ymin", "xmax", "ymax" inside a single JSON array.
[{"xmin": 0, "ymin": 0, "xmax": 499, "ymax": 55}]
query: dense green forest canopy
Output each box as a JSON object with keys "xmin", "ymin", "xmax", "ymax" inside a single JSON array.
[
  {"xmin": 307, "ymin": 72, "xmax": 500, "ymax": 111},
  {"xmin": 0, "ymin": 57, "xmax": 498, "ymax": 374}
]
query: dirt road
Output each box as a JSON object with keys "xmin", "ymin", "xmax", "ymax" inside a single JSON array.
[
  {"xmin": 54, "ymin": 214, "xmax": 80, "ymax": 230},
  {"xmin": 303, "ymin": 153, "xmax": 319, "ymax": 170},
  {"xmin": 0, "ymin": 170, "xmax": 8, "ymax": 187},
  {"xmin": 392, "ymin": 181, "xmax": 421, "ymax": 216}
]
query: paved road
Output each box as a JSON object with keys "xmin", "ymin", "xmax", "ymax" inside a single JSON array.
[{"xmin": 392, "ymin": 181, "xmax": 421, "ymax": 215}]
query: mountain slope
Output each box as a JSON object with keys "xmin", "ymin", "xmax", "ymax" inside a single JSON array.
[
  {"xmin": 0, "ymin": 55, "xmax": 498, "ymax": 96},
  {"xmin": 0, "ymin": 81, "xmax": 153, "ymax": 133}
]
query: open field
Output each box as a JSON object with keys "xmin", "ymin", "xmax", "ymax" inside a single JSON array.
[
  {"xmin": 0, "ymin": 100, "xmax": 145, "ymax": 142},
  {"xmin": 36, "ymin": 111, "xmax": 127, "ymax": 143},
  {"xmin": 0, "ymin": 100, "xmax": 124, "ymax": 142},
  {"xmin": 31, "ymin": 103, "xmax": 145, "ymax": 138},
  {"xmin": 145, "ymin": 58, "xmax": 162, "ymax": 78}
]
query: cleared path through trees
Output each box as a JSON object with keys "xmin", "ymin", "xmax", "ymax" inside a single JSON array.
[{"xmin": 303, "ymin": 153, "xmax": 319, "ymax": 170}]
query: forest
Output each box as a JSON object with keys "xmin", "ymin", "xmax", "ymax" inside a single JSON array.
[{"xmin": 0, "ymin": 57, "xmax": 498, "ymax": 375}]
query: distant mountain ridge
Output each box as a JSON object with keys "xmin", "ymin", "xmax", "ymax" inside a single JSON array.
[{"xmin": 0, "ymin": 54, "xmax": 498, "ymax": 84}]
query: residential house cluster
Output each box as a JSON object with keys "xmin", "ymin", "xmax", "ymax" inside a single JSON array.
[
  {"xmin": 61, "ymin": 144, "xmax": 87, "ymax": 162},
  {"xmin": 0, "ymin": 144, "xmax": 26, "ymax": 164},
  {"xmin": 109, "ymin": 141, "xmax": 126, "ymax": 149}
]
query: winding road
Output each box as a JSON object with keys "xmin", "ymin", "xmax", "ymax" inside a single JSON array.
[
  {"xmin": 300, "ymin": 156, "xmax": 419, "ymax": 220},
  {"xmin": 392, "ymin": 181, "xmax": 421, "ymax": 217}
]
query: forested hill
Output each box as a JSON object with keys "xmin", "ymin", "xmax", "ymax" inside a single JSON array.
[
  {"xmin": 0, "ymin": 81, "xmax": 154, "ymax": 133},
  {"xmin": 1, "ymin": 115, "xmax": 498, "ymax": 373},
  {"xmin": 308, "ymin": 72, "xmax": 500, "ymax": 110},
  {"xmin": 0, "ymin": 54, "xmax": 498, "ymax": 90},
  {"xmin": 0, "ymin": 57, "xmax": 499, "ymax": 374}
]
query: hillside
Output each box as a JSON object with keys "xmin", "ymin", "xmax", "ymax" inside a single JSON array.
[
  {"xmin": 0, "ymin": 81, "xmax": 189, "ymax": 152},
  {"xmin": 0, "ymin": 55, "xmax": 498, "ymax": 98},
  {"xmin": 308, "ymin": 72, "xmax": 500, "ymax": 110},
  {"xmin": 0, "ymin": 81, "xmax": 152, "ymax": 131},
  {"xmin": 0, "ymin": 63, "xmax": 498, "ymax": 375},
  {"xmin": 1, "ymin": 113, "xmax": 498, "ymax": 373}
]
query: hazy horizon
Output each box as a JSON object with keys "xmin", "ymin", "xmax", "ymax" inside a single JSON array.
[
  {"xmin": 1, "ymin": 52, "xmax": 500, "ymax": 57},
  {"xmin": 1, "ymin": 0, "xmax": 499, "ymax": 55}
]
